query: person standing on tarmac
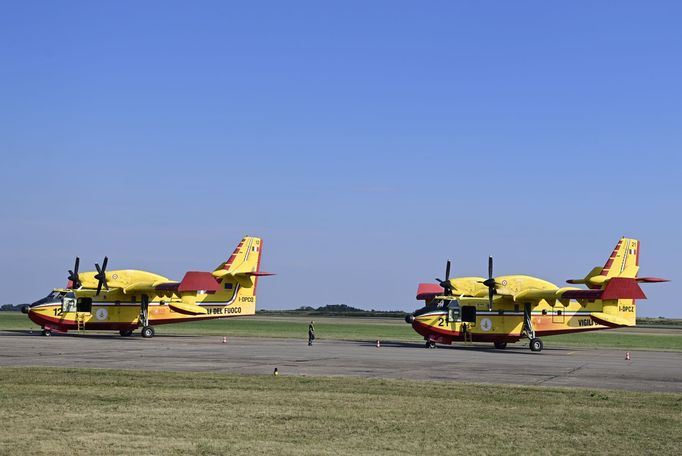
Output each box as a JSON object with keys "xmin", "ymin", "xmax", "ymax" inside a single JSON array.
[{"xmin": 308, "ymin": 320, "xmax": 315, "ymax": 346}]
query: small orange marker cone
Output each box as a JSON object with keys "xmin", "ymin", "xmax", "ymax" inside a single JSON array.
[
  {"xmin": 625, "ymin": 352, "xmax": 631, "ymax": 360},
  {"xmin": 376, "ymin": 340, "xmax": 381, "ymax": 348},
  {"xmin": 222, "ymin": 336, "xmax": 227, "ymax": 343}
]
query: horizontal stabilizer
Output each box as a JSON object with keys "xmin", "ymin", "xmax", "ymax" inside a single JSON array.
[
  {"xmin": 566, "ymin": 266, "xmax": 605, "ymax": 289},
  {"xmin": 636, "ymin": 277, "xmax": 670, "ymax": 283},
  {"xmin": 212, "ymin": 269, "xmax": 274, "ymax": 279},
  {"xmin": 248, "ymin": 271, "xmax": 275, "ymax": 277},
  {"xmin": 169, "ymin": 301, "xmax": 208, "ymax": 315}
]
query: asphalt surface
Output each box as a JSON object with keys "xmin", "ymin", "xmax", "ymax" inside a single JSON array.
[{"xmin": 1, "ymin": 330, "xmax": 680, "ymax": 392}]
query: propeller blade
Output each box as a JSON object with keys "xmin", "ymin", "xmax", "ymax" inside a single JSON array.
[
  {"xmin": 488, "ymin": 284, "xmax": 494, "ymax": 311},
  {"xmin": 483, "ymin": 256, "xmax": 494, "ymax": 310},
  {"xmin": 68, "ymin": 257, "xmax": 82, "ymax": 288},
  {"xmin": 94, "ymin": 257, "xmax": 109, "ymax": 295},
  {"xmin": 445, "ymin": 260, "xmax": 451, "ymax": 281}
]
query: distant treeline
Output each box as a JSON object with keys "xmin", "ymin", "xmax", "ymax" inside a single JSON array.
[
  {"xmin": 1, "ymin": 304, "xmax": 27, "ymax": 312},
  {"xmin": 258, "ymin": 304, "xmax": 408, "ymax": 318}
]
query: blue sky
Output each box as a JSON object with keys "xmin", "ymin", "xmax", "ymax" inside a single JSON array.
[{"xmin": 0, "ymin": 1, "xmax": 679, "ymax": 316}]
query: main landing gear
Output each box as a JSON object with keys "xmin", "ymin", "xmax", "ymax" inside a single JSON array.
[
  {"xmin": 523, "ymin": 303, "xmax": 543, "ymax": 352},
  {"xmin": 425, "ymin": 340, "xmax": 436, "ymax": 349},
  {"xmin": 529, "ymin": 338, "xmax": 544, "ymax": 352},
  {"xmin": 42, "ymin": 329, "xmax": 52, "ymax": 337},
  {"xmin": 139, "ymin": 294, "xmax": 155, "ymax": 338}
]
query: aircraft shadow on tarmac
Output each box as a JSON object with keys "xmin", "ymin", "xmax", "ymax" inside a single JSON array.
[
  {"xmin": 355, "ymin": 339, "xmax": 561, "ymax": 354},
  {"xmin": 0, "ymin": 329, "xmax": 201, "ymax": 340}
]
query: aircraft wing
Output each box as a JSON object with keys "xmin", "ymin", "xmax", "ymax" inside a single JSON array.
[
  {"xmin": 121, "ymin": 280, "xmax": 179, "ymax": 294},
  {"xmin": 513, "ymin": 287, "xmax": 584, "ymax": 302}
]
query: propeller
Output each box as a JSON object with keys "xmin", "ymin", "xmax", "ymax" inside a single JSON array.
[
  {"xmin": 480, "ymin": 256, "xmax": 496, "ymax": 311},
  {"xmin": 67, "ymin": 257, "xmax": 82, "ymax": 288},
  {"xmin": 94, "ymin": 257, "xmax": 109, "ymax": 296},
  {"xmin": 435, "ymin": 260, "xmax": 454, "ymax": 296}
]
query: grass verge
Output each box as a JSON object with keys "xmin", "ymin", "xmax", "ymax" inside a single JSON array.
[{"xmin": 0, "ymin": 367, "xmax": 680, "ymax": 455}]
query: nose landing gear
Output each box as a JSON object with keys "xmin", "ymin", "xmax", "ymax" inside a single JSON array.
[{"xmin": 424, "ymin": 340, "xmax": 436, "ymax": 349}]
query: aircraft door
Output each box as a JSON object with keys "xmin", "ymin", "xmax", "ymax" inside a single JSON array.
[
  {"xmin": 552, "ymin": 303, "xmax": 565, "ymax": 324},
  {"xmin": 76, "ymin": 298, "xmax": 92, "ymax": 313},
  {"xmin": 461, "ymin": 306, "xmax": 477, "ymax": 323}
]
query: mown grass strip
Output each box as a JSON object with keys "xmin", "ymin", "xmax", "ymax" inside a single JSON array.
[{"xmin": 0, "ymin": 367, "xmax": 680, "ymax": 455}]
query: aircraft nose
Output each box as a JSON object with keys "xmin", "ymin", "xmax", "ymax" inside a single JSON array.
[
  {"xmin": 405, "ymin": 314, "xmax": 415, "ymax": 324},
  {"xmin": 21, "ymin": 305, "xmax": 29, "ymax": 314}
]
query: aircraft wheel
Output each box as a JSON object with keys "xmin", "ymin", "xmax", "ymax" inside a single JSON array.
[
  {"xmin": 529, "ymin": 338, "xmax": 543, "ymax": 352},
  {"xmin": 424, "ymin": 341, "xmax": 436, "ymax": 349},
  {"xmin": 119, "ymin": 329, "xmax": 134, "ymax": 337},
  {"xmin": 494, "ymin": 341, "xmax": 507, "ymax": 349},
  {"xmin": 141, "ymin": 326, "xmax": 155, "ymax": 338},
  {"xmin": 42, "ymin": 329, "xmax": 52, "ymax": 337}
]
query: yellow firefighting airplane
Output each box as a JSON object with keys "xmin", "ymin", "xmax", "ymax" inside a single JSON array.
[
  {"xmin": 23, "ymin": 236, "xmax": 272, "ymax": 337},
  {"xmin": 406, "ymin": 238, "xmax": 668, "ymax": 352}
]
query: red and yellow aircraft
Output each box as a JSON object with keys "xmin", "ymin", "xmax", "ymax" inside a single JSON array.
[
  {"xmin": 23, "ymin": 236, "xmax": 272, "ymax": 337},
  {"xmin": 406, "ymin": 238, "xmax": 668, "ymax": 351}
]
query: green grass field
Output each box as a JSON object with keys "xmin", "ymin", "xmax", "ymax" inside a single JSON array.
[
  {"xmin": 3, "ymin": 311, "xmax": 681, "ymax": 351},
  {"xmin": 0, "ymin": 367, "xmax": 680, "ymax": 455}
]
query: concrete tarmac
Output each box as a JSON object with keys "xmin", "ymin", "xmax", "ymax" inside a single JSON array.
[{"xmin": 1, "ymin": 330, "xmax": 680, "ymax": 392}]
